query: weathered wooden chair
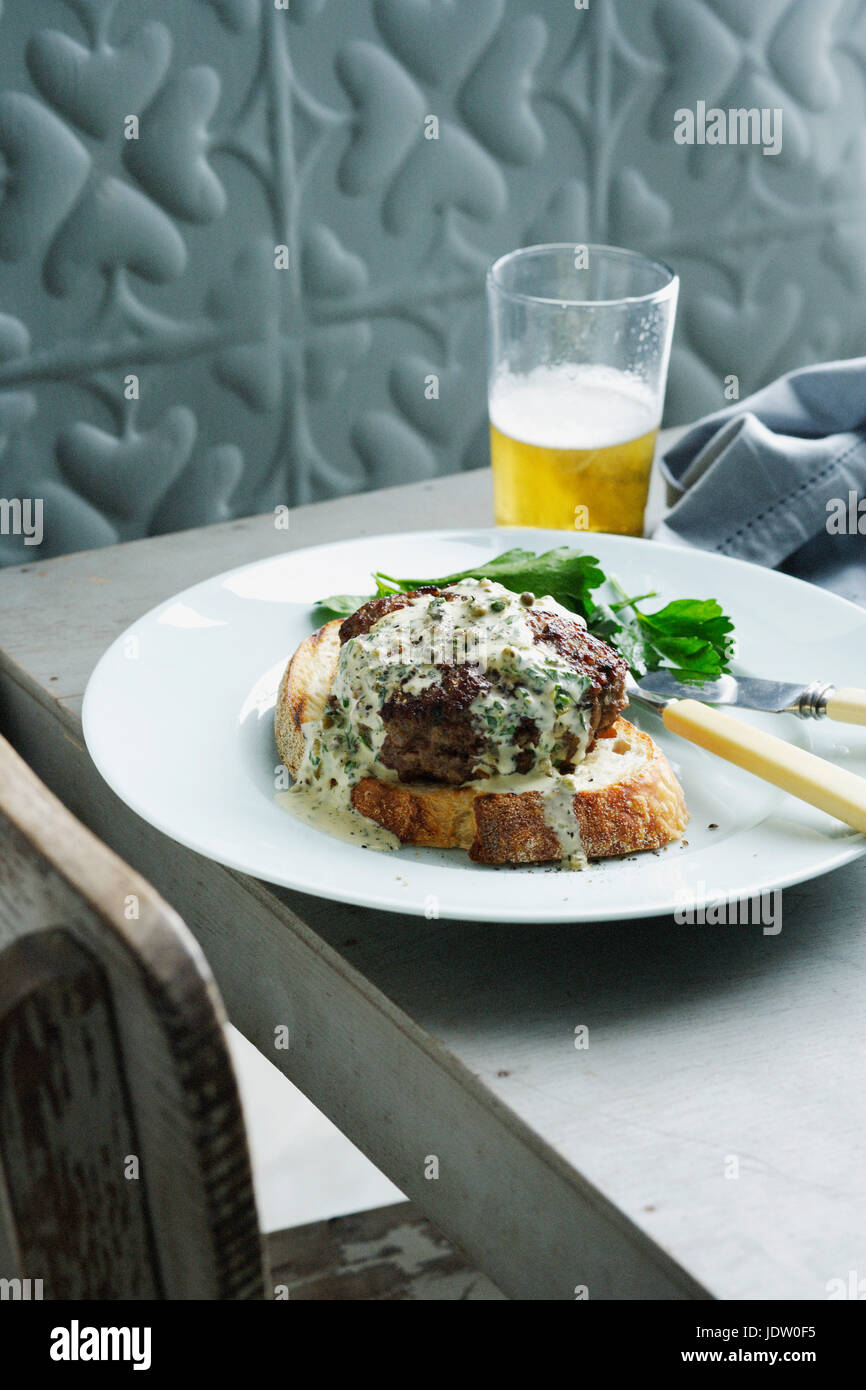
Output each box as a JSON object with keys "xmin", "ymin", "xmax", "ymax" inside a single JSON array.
[{"xmin": 0, "ymin": 734, "xmax": 500, "ymax": 1299}]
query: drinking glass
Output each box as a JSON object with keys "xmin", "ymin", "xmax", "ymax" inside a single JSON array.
[{"xmin": 487, "ymin": 244, "xmax": 678, "ymax": 535}]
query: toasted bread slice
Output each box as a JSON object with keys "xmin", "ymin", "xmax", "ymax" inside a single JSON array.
[
  {"xmin": 276, "ymin": 620, "xmax": 689, "ymax": 864},
  {"xmin": 276, "ymin": 618, "xmax": 342, "ymax": 783}
]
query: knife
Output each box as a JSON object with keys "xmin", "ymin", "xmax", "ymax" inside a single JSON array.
[
  {"xmin": 633, "ymin": 672, "xmax": 866, "ymax": 725},
  {"xmin": 626, "ymin": 676, "xmax": 866, "ymax": 834}
]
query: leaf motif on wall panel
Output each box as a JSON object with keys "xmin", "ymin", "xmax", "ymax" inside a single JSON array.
[{"xmin": 0, "ymin": 0, "xmax": 864, "ymax": 561}]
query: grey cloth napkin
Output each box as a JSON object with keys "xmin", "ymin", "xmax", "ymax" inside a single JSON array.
[{"xmin": 654, "ymin": 358, "xmax": 866, "ymax": 607}]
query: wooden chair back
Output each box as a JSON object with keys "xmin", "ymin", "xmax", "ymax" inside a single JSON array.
[{"xmin": 0, "ymin": 734, "xmax": 264, "ymax": 1299}]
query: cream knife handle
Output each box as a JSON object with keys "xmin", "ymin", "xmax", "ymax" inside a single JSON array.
[
  {"xmin": 662, "ymin": 699, "xmax": 866, "ymax": 834},
  {"xmin": 825, "ymin": 687, "xmax": 866, "ymax": 726}
]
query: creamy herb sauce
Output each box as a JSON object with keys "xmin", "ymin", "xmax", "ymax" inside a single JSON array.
[
  {"xmin": 285, "ymin": 579, "xmax": 593, "ymax": 867},
  {"xmin": 275, "ymin": 787, "xmax": 399, "ymax": 852}
]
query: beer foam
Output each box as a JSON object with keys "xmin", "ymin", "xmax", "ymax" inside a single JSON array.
[{"xmin": 489, "ymin": 364, "xmax": 658, "ymax": 450}]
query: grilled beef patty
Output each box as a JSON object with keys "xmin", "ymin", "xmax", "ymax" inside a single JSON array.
[{"xmin": 338, "ymin": 587, "xmax": 628, "ymax": 786}]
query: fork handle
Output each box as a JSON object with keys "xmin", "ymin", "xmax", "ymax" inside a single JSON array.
[
  {"xmin": 826, "ymin": 687, "xmax": 866, "ymax": 727},
  {"xmin": 662, "ymin": 699, "xmax": 866, "ymax": 834}
]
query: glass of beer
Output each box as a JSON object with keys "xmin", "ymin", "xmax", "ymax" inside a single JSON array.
[{"xmin": 487, "ymin": 244, "xmax": 678, "ymax": 534}]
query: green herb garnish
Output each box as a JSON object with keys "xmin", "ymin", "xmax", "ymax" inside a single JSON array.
[{"xmin": 314, "ymin": 547, "xmax": 734, "ymax": 679}]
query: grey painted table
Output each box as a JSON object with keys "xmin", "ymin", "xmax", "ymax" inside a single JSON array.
[{"xmin": 1, "ymin": 445, "xmax": 865, "ymax": 1302}]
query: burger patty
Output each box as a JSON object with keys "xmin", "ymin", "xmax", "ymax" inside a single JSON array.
[
  {"xmin": 524, "ymin": 607, "xmax": 627, "ymax": 739},
  {"xmin": 338, "ymin": 587, "xmax": 628, "ymax": 785},
  {"xmin": 338, "ymin": 588, "xmax": 440, "ymax": 643}
]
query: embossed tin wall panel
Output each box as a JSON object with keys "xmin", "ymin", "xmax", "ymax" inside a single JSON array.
[{"xmin": 1, "ymin": 0, "xmax": 865, "ymax": 561}]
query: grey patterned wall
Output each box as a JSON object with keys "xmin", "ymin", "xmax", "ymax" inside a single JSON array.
[{"xmin": 1, "ymin": 0, "xmax": 865, "ymax": 562}]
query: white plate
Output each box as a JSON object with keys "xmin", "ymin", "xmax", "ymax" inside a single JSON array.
[{"xmin": 82, "ymin": 528, "xmax": 866, "ymax": 923}]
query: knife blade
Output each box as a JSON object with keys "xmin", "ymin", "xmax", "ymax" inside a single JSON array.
[{"xmin": 630, "ymin": 672, "xmax": 838, "ymax": 718}]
